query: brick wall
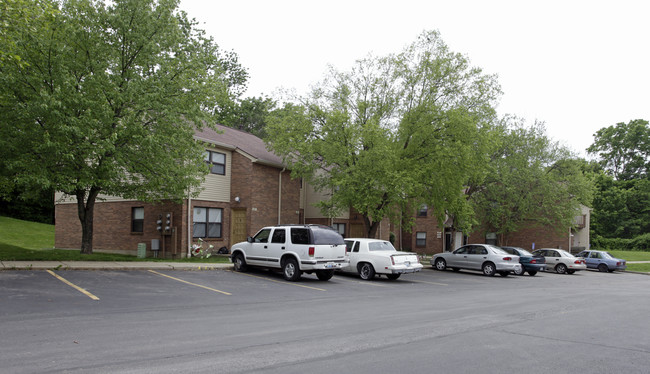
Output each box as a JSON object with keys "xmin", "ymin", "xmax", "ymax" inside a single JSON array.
[
  {"xmin": 400, "ymin": 212, "xmax": 444, "ymax": 255},
  {"xmin": 55, "ymin": 200, "xmax": 185, "ymax": 257}
]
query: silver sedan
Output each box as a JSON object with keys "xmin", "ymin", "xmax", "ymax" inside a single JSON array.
[{"xmin": 431, "ymin": 244, "xmax": 521, "ymax": 277}]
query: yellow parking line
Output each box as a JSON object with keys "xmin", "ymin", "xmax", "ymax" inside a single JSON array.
[
  {"xmin": 228, "ymin": 270, "xmax": 326, "ymax": 292},
  {"xmin": 148, "ymin": 270, "xmax": 231, "ymax": 295},
  {"xmin": 413, "ymin": 280, "xmax": 449, "ymax": 286},
  {"xmin": 46, "ymin": 270, "xmax": 100, "ymax": 300},
  {"xmin": 331, "ymin": 275, "xmax": 393, "ymax": 287}
]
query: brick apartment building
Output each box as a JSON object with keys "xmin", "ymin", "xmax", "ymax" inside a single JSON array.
[
  {"xmin": 55, "ymin": 125, "xmax": 301, "ymax": 258},
  {"xmin": 55, "ymin": 125, "xmax": 590, "ymax": 257}
]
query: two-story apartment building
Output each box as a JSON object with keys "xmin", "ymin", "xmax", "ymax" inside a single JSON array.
[
  {"xmin": 55, "ymin": 125, "xmax": 301, "ymax": 258},
  {"xmin": 55, "ymin": 125, "xmax": 590, "ymax": 257}
]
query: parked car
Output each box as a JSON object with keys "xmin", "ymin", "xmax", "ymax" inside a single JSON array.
[
  {"xmin": 531, "ymin": 249, "xmax": 586, "ymax": 274},
  {"xmin": 576, "ymin": 250, "xmax": 627, "ymax": 272},
  {"xmin": 342, "ymin": 238, "xmax": 423, "ymax": 280},
  {"xmin": 431, "ymin": 244, "xmax": 521, "ymax": 277},
  {"xmin": 230, "ymin": 224, "xmax": 348, "ymax": 281},
  {"xmin": 500, "ymin": 246, "xmax": 546, "ymax": 276}
]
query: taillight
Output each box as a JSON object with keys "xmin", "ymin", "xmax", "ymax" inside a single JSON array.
[
  {"xmin": 308, "ymin": 247, "xmax": 315, "ymax": 256},
  {"xmin": 574, "ymin": 260, "xmax": 582, "ymax": 264},
  {"xmin": 530, "ymin": 259, "xmax": 537, "ymax": 264},
  {"xmin": 617, "ymin": 262, "xmax": 621, "ymax": 266},
  {"xmin": 390, "ymin": 256, "xmax": 395, "ymax": 265},
  {"xmin": 503, "ymin": 257, "xmax": 512, "ymax": 261}
]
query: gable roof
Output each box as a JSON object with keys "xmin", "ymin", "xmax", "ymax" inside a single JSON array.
[{"xmin": 194, "ymin": 124, "xmax": 285, "ymax": 168}]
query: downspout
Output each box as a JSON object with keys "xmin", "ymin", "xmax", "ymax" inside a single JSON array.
[
  {"xmin": 278, "ymin": 168, "xmax": 285, "ymax": 225},
  {"xmin": 187, "ymin": 194, "xmax": 192, "ymax": 258}
]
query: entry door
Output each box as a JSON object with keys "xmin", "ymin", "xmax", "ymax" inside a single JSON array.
[{"xmin": 230, "ymin": 209, "xmax": 247, "ymax": 247}]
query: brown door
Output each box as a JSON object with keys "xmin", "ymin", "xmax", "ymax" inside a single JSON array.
[
  {"xmin": 350, "ymin": 223, "xmax": 365, "ymax": 238},
  {"xmin": 230, "ymin": 209, "xmax": 247, "ymax": 246}
]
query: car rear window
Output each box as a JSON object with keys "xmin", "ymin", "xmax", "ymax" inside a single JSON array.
[
  {"xmin": 311, "ymin": 227, "xmax": 345, "ymax": 245},
  {"xmin": 368, "ymin": 241, "xmax": 395, "ymax": 251}
]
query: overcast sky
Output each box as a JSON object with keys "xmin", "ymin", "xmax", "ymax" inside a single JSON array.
[{"xmin": 180, "ymin": 0, "xmax": 649, "ymax": 157}]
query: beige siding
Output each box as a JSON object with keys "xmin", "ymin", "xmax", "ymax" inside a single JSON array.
[
  {"xmin": 55, "ymin": 147, "xmax": 233, "ymax": 205},
  {"xmin": 303, "ymin": 182, "xmax": 350, "ymax": 220},
  {"xmin": 194, "ymin": 147, "xmax": 232, "ymax": 202}
]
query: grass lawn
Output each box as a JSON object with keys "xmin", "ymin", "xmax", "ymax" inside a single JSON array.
[
  {"xmin": 599, "ymin": 250, "xmax": 650, "ymax": 273},
  {"xmin": 0, "ymin": 216, "xmax": 229, "ymax": 263}
]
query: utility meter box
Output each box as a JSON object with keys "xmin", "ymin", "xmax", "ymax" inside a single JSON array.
[{"xmin": 137, "ymin": 243, "xmax": 147, "ymax": 259}]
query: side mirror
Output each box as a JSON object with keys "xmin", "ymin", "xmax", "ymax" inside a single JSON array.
[{"xmin": 247, "ymin": 236, "xmax": 253, "ymax": 243}]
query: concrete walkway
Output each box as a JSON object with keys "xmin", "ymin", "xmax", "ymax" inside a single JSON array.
[{"xmin": 0, "ymin": 261, "xmax": 233, "ymax": 271}]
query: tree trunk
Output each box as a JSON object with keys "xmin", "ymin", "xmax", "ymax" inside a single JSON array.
[
  {"xmin": 76, "ymin": 188, "xmax": 100, "ymax": 255},
  {"xmin": 362, "ymin": 215, "xmax": 380, "ymax": 238}
]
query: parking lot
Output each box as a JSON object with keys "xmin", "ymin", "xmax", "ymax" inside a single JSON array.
[{"xmin": 2, "ymin": 266, "xmax": 650, "ymax": 373}]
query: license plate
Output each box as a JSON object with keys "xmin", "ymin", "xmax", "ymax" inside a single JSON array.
[{"xmin": 325, "ymin": 263, "xmax": 334, "ymax": 269}]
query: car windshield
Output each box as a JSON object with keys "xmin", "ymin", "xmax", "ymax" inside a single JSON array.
[
  {"xmin": 311, "ymin": 227, "xmax": 345, "ymax": 245},
  {"xmin": 368, "ymin": 241, "xmax": 396, "ymax": 251},
  {"xmin": 602, "ymin": 252, "xmax": 614, "ymax": 259},
  {"xmin": 518, "ymin": 249, "xmax": 533, "ymax": 256}
]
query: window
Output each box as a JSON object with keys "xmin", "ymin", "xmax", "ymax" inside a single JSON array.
[
  {"xmin": 271, "ymin": 229, "xmax": 286, "ymax": 244},
  {"xmin": 332, "ymin": 223, "xmax": 346, "ymax": 238},
  {"xmin": 193, "ymin": 207, "xmax": 223, "ymax": 238},
  {"xmin": 131, "ymin": 207, "xmax": 144, "ymax": 233},
  {"xmin": 291, "ymin": 228, "xmax": 311, "ymax": 245},
  {"xmin": 416, "ymin": 232, "xmax": 426, "ymax": 247},
  {"xmin": 204, "ymin": 150, "xmax": 226, "ymax": 175},
  {"xmin": 253, "ymin": 228, "xmax": 271, "ymax": 243},
  {"xmin": 417, "ymin": 204, "xmax": 428, "ymax": 217}
]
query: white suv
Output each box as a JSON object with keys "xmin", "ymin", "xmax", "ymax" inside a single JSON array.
[{"xmin": 230, "ymin": 224, "xmax": 348, "ymax": 281}]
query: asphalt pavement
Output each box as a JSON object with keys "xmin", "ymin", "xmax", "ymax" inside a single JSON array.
[{"xmin": 0, "ymin": 260, "xmax": 233, "ymax": 271}]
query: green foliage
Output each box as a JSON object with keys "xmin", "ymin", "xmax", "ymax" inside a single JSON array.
[
  {"xmin": 468, "ymin": 118, "xmax": 593, "ymax": 242},
  {"xmin": 0, "ymin": 0, "xmax": 247, "ymax": 253},
  {"xmin": 266, "ymin": 30, "xmax": 501, "ymax": 237},
  {"xmin": 216, "ymin": 96, "xmax": 276, "ymax": 138},
  {"xmin": 590, "ymin": 172, "xmax": 650, "ymax": 239},
  {"xmin": 587, "ymin": 119, "xmax": 650, "ymax": 180},
  {"xmin": 591, "ymin": 233, "xmax": 650, "ymax": 251}
]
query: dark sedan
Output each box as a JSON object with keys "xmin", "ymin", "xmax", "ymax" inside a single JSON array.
[{"xmin": 500, "ymin": 246, "xmax": 546, "ymax": 276}]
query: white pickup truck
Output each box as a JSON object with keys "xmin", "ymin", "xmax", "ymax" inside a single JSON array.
[
  {"xmin": 342, "ymin": 238, "xmax": 423, "ymax": 280},
  {"xmin": 230, "ymin": 224, "xmax": 348, "ymax": 281}
]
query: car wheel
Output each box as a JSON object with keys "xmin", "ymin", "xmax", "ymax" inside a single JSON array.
[
  {"xmin": 499, "ymin": 271, "xmax": 509, "ymax": 277},
  {"xmin": 232, "ymin": 253, "xmax": 247, "ymax": 272},
  {"xmin": 282, "ymin": 257, "xmax": 302, "ymax": 281},
  {"xmin": 434, "ymin": 258, "xmax": 447, "ymax": 271},
  {"xmin": 482, "ymin": 262, "xmax": 496, "ymax": 276},
  {"xmin": 598, "ymin": 264, "xmax": 608, "ymax": 273},
  {"xmin": 358, "ymin": 263, "xmax": 376, "ymax": 280},
  {"xmin": 566, "ymin": 270, "xmax": 575, "ymax": 274},
  {"xmin": 386, "ymin": 274, "xmax": 400, "ymax": 280},
  {"xmin": 555, "ymin": 263, "xmax": 567, "ymax": 274},
  {"xmin": 316, "ymin": 270, "xmax": 334, "ymax": 281},
  {"xmin": 528, "ymin": 271, "xmax": 537, "ymax": 276},
  {"xmin": 514, "ymin": 266, "xmax": 525, "ymax": 276}
]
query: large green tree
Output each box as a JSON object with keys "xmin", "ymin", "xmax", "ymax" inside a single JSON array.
[
  {"xmin": 0, "ymin": 0, "xmax": 247, "ymax": 253},
  {"xmin": 467, "ymin": 119, "xmax": 593, "ymax": 244},
  {"xmin": 587, "ymin": 119, "xmax": 650, "ymax": 181},
  {"xmin": 266, "ymin": 30, "xmax": 500, "ymax": 238},
  {"xmin": 215, "ymin": 95, "xmax": 276, "ymax": 139}
]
